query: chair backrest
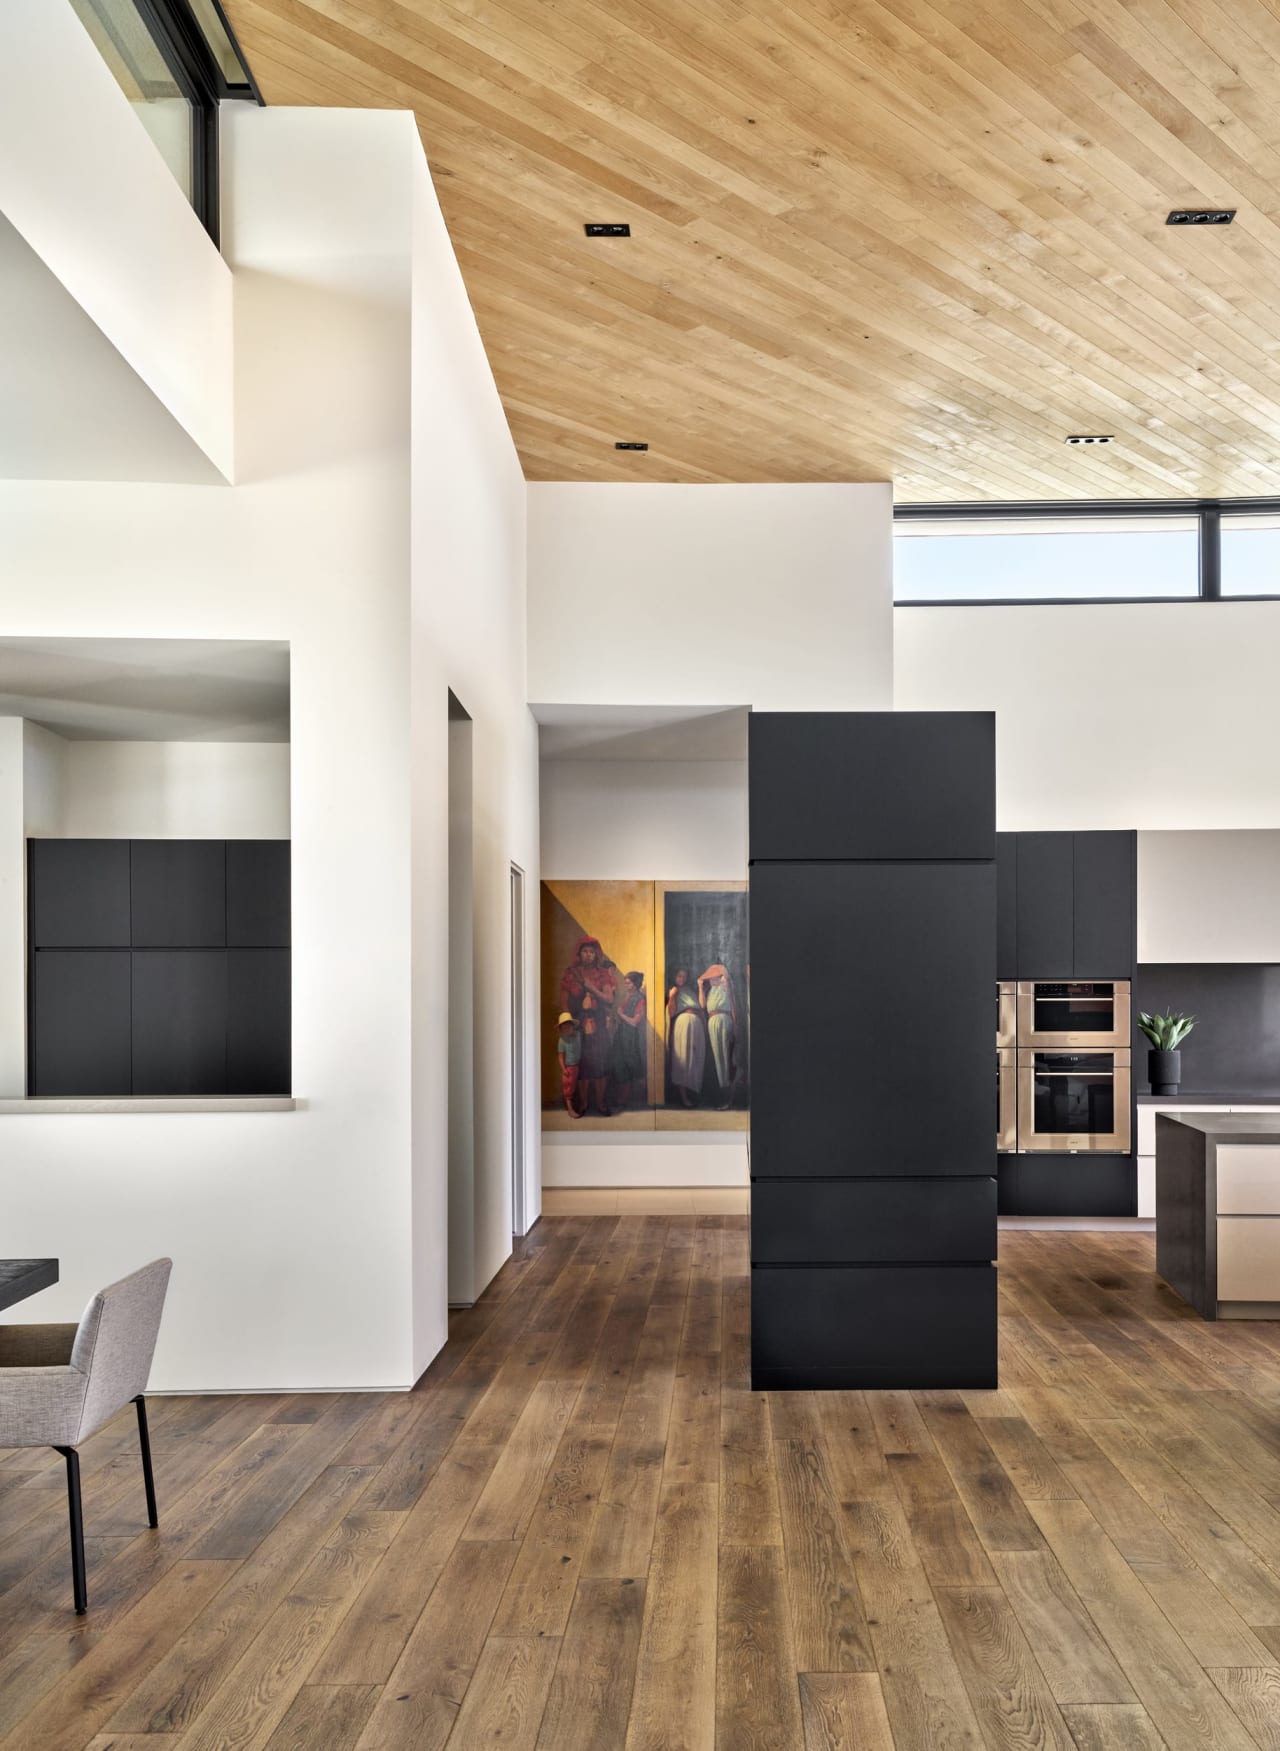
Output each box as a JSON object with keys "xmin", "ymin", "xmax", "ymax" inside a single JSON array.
[{"xmin": 71, "ymin": 1259, "xmax": 172, "ymax": 1443}]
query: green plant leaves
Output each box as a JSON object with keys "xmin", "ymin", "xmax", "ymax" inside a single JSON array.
[{"xmin": 1138, "ymin": 1009, "xmax": 1196, "ymax": 1050}]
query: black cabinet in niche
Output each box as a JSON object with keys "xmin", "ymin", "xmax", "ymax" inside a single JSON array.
[
  {"xmin": 1004, "ymin": 830, "xmax": 1136, "ymax": 979},
  {"xmin": 131, "ymin": 952, "xmax": 228, "ymax": 1096},
  {"xmin": 227, "ymin": 951, "xmax": 291, "ymax": 1094},
  {"xmin": 29, "ymin": 840, "xmax": 130, "ymax": 948},
  {"xmin": 750, "ymin": 859, "xmax": 995, "ymax": 1178},
  {"xmin": 227, "ymin": 841, "xmax": 290, "ymax": 948},
  {"xmin": 31, "ymin": 953, "xmax": 131, "ymax": 1096},
  {"xmin": 1013, "ymin": 1155, "xmax": 1134, "ymax": 1218},
  {"xmin": 28, "ymin": 837, "xmax": 291, "ymax": 1097},
  {"xmin": 131, "ymin": 841, "xmax": 226, "ymax": 948}
]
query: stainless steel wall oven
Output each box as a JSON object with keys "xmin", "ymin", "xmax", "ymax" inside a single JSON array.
[{"xmin": 1016, "ymin": 980, "xmax": 1130, "ymax": 1050}]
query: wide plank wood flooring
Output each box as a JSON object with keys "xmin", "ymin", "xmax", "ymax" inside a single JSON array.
[{"xmin": 5, "ymin": 1220, "xmax": 1280, "ymax": 1748}]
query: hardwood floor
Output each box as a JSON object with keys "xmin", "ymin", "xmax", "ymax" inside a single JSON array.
[{"xmin": 5, "ymin": 1220, "xmax": 1280, "ymax": 1748}]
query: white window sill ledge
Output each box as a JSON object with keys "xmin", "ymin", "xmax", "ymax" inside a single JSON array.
[{"xmin": 0, "ymin": 1097, "xmax": 298, "ymax": 1115}]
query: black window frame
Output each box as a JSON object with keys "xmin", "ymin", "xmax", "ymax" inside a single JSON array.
[
  {"xmin": 125, "ymin": 0, "xmax": 263, "ymax": 247},
  {"xmin": 893, "ymin": 496, "xmax": 1280, "ymax": 607}
]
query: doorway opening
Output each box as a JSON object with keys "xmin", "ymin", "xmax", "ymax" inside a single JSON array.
[
  {"xmin": 447, "ymin": 690, "xmax": 475, "ymax": 1307},
  {"xmin": 510, "ymin": 862, "xmax": 528, "ymax": 1238}
]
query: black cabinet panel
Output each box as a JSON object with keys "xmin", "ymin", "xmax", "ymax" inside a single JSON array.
[
  {"xmin": 227, "ymin": 842, "xmax": 291, "ymax": 948},
  {"xmin": 1073, "ymin": 832, "xmax": 1135, "ymax": 978},
  {"xmin": 1016, "ymin": 834, "xmax": 1074, "ymax": 978},
  {"xmin": 131, "ymin": 842, "xmax": 226, "ymax": 949},
  {"xmin": 751, "ymin": 1264, "xmax": 997, "ymax": 1389},
  {"xmin": 32, "ymin": 952, "xmax": 131, "ymax": 1095},
  {"xmin": 749, "ymin": 861, "xmax": 995, "ymax": 1177},
  {"xmin": 996, "ymin": 833, "xmax": 1018, "ymax": 980},
  {"xmin": 1013, "ymin": 1155, "xmax": 1134, "ymax": 1218},
  {"xmin": 227, "ymin": 951, "xmax": 291, "ymax": 1094},
  {"xmin": 751, "ymin": 1178, "xmax": 995, "ymax": 1265},
  {"xmin": 749, "ymin": 712, "xmax": 995, "ymax": 863},
  {"xmin": 997, "ymin": 1153, "xmax": 1020, "ymax": 1216},
  {"xmin": 132, "ymin": 952, "xmax": 227, "ymax": 1095},
  {"xmin": 29, "ymin": 840, "xmax": 130, "ymax": 948}
]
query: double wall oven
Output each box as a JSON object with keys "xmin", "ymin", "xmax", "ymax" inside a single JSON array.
[{"xmin": 998, "ymin": 981, "xmax": 1131, "ymax": 1155}]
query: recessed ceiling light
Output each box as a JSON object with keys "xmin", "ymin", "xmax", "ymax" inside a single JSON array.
[
  {"xmin": 615, "ymin": 441, "xmax": 648, "ymax": 451},
  {"xmin": 1166, "ymin": 208, "xmax": 1235, "ymax": 225},
  {"xmin": 1065, "ymin": 434, "xmax": 1114, "ymax": 446},
  {"xmin": 585, "ymin": 223, "xmax": 631, "ymax": 237}
]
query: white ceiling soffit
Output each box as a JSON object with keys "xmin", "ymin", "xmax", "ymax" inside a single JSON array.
[
  {"xmin": 534, "ymin": 704, "xmax": 749, "ymax": 761},
  {"xmin": 0, "ymin": 638, "xmax": 290, "ymax": 742}
]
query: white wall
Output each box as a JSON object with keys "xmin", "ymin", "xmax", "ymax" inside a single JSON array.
[
  {"xmin": 0, "ymin": 0, "xmax": 233, "ymax": 478},
  {"xmin": 894, "ymin": 602, "xmax": 1280, "ymax": 830},
  {"xmin": 409, "ymin": 147, "xmax": 538, "ymax": 1357},
  {"xmin": 528, "ymin": 483, "xmax": 893, "ymax": 711},
  {"xmin": 541, "ymin": 760, "xmax": 747, "ymax": 880},
  {"xmin": 0, "ymin": 108, "xmax": 534, "ymax": 1393},
  {"xmin": 60, "ymin": 741, "xmax": 290, "ymax": 839},
  {"xmin": 1139, "ymin": 831, "xmax": 1280, "ymax": 963}
]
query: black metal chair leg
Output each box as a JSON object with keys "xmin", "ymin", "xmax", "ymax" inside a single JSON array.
[
  {"xmin": 134, "ymin": 1395, "xmax": 158, "ymax": 1529},
  {"xmin": 53, "ymin": 1446, "xmax": 87, "ymax": 1615}
]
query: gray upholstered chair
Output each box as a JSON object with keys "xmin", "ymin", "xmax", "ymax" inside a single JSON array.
[{"xmin": 0, "ymin": 1258, "xmax": 172, "ymax": 1614}]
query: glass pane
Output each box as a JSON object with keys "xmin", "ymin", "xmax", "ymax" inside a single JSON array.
[
  {"xmin": 187, "ymin": 0, "xmax": 253, "ymax": 87},
  {"xmin": 67, "ymin": 0, "xmax": 193, "ymax": 201},
  {"xmin": 1221, "ymin": 513, "xmax": 1280, "ymax": 597},
  {"xmin": 894, "ymin": 515, "xmax": 1200, "ymax": 601}
]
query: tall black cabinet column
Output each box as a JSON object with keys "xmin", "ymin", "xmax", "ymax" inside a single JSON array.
[{"xmin": 748, "ymin": 712, "xmax": 997, "ymax": 1390}]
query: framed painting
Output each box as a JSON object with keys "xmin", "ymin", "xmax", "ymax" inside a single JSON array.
[
  {"xmin": 655, "ymin": 881, "xmax": 749, "ymax": 1132},
  {"xmin": 540, "ymin": 879, "xmax": 657, "ymax": 1131}
]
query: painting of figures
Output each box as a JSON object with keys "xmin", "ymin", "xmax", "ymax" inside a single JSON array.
[
  {"xmin": 657, "ymin": 883, "xmax": 749, "ymax": 1132},
  {"xmin": 540, "ymin": 878, "xmax": 748, "ymax": 1134},
  {"xmin": 540, "ymin": 879, "xmax": 657, "ymax": 1131}
]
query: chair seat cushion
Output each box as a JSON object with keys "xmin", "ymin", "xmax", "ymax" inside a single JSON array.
[{"xmin": 0, "ymin": 1363, "xmax": 88, "ymax": 1448}]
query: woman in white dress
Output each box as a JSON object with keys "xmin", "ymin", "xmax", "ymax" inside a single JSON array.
[
  {"xmin": 668, "ymin": 967, "xmax": 706, "ymax": 1108},
  {"xmin": 699, "ymin": 964, "xmax": 738, "ymax": 1109}
]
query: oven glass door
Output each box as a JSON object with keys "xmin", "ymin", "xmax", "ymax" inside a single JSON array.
[
  {"xmin": 1017, "ymin": 982, "xmax": 1130, "ymax": 1049},
  {"xmin": 1017, "ymin": 1050, "xmax": 1131, "ymax": 1152}
]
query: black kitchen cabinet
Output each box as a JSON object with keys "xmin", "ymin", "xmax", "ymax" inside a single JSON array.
[
  {"xmin": 751, "ymin": 1177, "xmax": 995, "ymax": 1265},
  {"xmin": 1073, "ymin": 832, "xmax": 1135, "ymax": 978},
  {"xmin": 749, "ymin": 711, "xmax": 995, "ymax": 863},
  {"xmin": 29, "ymin": 840, "xmax": 130, "ymax": 948},
  {"xmin": 750, "ymin": 859, "xmax": 995, "ymax": 1177},
  {"xmin": 1013, "ymin": 1155, "xmax": 1134, "ymax": 1218},
  {"xmin": 131, "ymin": 841, "xmax": 226, "ymax": 948},
  {"xmin": 227, "ymin": 841, "xmax": 290, "ymax": 948},
  {"xmin": 31, "ymin": 952, "xmax": 131, "ymax": 1096},
  {"xmin": 227, "ymin": 950, "xmax": 291, "ymax": 1094},
  {"xmin": 996, "ymin": 833, "xmax": 1018, "ymax": 980},
  {"xmin": 1004, "ymin": 830, "xmax": 1135, "ymax": 980},
  {"xmin": 131, "ymin": 952, "xmax": 228, "ymax": 1095},
  {"xmin": 751, "ymin": 1263, "xmax": 997, "ymax": 1389},
  {"xmin": 1015, "ymin": 834, "xmax": 1075, "ymax": 979}
]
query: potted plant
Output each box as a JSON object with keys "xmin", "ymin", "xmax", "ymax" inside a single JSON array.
[{"xmin": 1138, "ymin": 1010, "xmax": 1196, "ymax": 1095}]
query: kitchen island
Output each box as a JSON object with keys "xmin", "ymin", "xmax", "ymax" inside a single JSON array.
[{"xmin": 1156, "ymin": 1112, "xmax": 1280, "ymax": 1318}]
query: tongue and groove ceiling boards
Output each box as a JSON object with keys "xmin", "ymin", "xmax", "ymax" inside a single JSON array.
[{"xmin": 223, "ymin": 0, "xmax": 1280, "ymax": 500}]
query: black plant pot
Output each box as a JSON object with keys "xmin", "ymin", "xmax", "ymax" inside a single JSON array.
[{"xmin": 1149, "ymin": 1048, "xmax": 1182, "ymax": 1096}]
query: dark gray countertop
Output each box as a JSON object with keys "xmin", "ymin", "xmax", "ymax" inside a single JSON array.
[
  {"xmin": 1156, "ymin": 1113, "xmax": 1280, "ymax": 1143},
  {"xmin": 1137, "ymin": 1091, "xmax": 1280, "ymax": 1105}
]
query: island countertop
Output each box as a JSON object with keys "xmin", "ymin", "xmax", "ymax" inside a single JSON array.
[{"xmin": 1157, "ymin": 1113, "xmax": 1280, "ymax": 1319}]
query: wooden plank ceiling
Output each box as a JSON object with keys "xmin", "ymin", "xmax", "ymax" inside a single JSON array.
[{"xmin": 223, "ymin": 0, "xmax": 1280, "ymax": 499}]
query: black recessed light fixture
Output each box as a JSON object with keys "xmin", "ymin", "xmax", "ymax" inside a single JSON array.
[
  {"xmin": 585, "ymin": 222, "xmax": 631, "ymax": 237},
  {"xmin": 1166, "ymin": 208, "xmax": 1235, "ymax": 225},
  {"xmin": 615, "ymin": 441, "xmax": 648, "ymax": 451},
  {"xmin": 1065, "ymin": 434, "xmax": 1114, "ymax": 446}
]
